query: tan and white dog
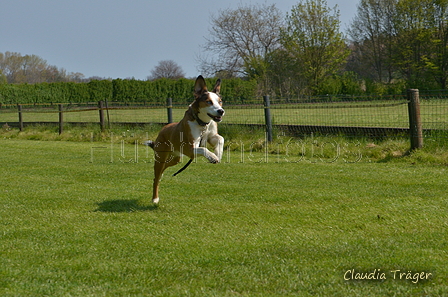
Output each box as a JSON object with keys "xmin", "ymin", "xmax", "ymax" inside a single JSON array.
[{"xmin": 145, "ymin": 75, "xmax": 225, "ymax": 204}]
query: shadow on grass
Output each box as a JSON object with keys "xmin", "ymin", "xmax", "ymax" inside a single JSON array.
[{"xmin": 94, "ymin": 199, "xmax": 158, "ymax": 212}]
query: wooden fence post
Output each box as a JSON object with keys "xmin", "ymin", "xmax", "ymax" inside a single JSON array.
[
  {"xmin": 58, "ymin": 104, "xmax": 64, "ymax": 135},
  {"xmin": 17, "ymin": 104, "xmax": 23, "ymax": 132},
  {"xmin": 167, "ymin": 97, "xmax": 173, "ymax": 123},
  {"xmin": 263, "ymin": 95, "xmax": 273, "ymax": 142},
  {"xmin": 104, "ymin": 99, "xmax": 111, "ymax": 130},
  {"xmin": 407, "ymin": 89, "xmax": 423, "ymax": 150},
  {"xmin": 98, "ymin": 100, "xmax": 105, "ymax": 132}
]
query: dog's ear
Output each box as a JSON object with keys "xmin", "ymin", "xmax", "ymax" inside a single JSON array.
[
  {"xmin": 194, "ymin": 75, "xmax": 208, "ymax": 97},
  {"xmin": 212, "ymin": 78, "xmax": 221, "ymax": 95}
]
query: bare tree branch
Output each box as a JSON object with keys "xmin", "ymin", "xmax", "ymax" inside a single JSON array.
[
  {"xmin": 148, "ymin": 60, "xmax": 186, "ymax": 80},
  {"xmin": 199, "ymin": 3, "xmax": 283, "ymax": 77}
]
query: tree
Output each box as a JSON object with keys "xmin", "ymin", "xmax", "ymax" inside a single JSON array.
[
  {"xmin": 67, "ymin": 72, "xmax": 85, "ymax": 83},
  {"xmin": 397, "ymin": 0, "xmax": 448, "ymax": 89},
  {"xmin": 391, "ymin": 0, "xmax": 439, "ymax": 88},
  {"xmin": 349, "ymin": 0, "xmax": 448, "ymax": 90},
  {"xmin": 148, "ymin": 60, "xmax": 185, "ymax": 80},
  {"xmin": 348, "ymin": 0, "xmax": 398, "ymax": 83},
  {"xmin": 0, "ymin": 70, "xmax": 6, "ymax": 84},
  {"xmin": 265, "ymin": 48, "xmax": 305, "ymax": 98},
  {"xmin": 199, "ymin": 3, "xmax": 283, "ymax": 81},
  {"xmin": 281, "ymin": 0, "xmax": 350, "ymax": 95},
  {"xmin": 431, "ymin": 6, "xmax": 448, "ymax": 88},
  {"xmin": 0, "ymin": 51, "xmax": 84, "ymax": 83}
]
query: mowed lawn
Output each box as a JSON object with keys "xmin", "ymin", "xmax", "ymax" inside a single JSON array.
[{"xmin": 1, "ymin": 140, "xmax": 447, "ymax": 296}]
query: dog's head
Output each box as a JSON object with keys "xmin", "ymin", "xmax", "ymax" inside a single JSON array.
[{"xmin": 191, "ymin": 75, "xmax": 225, "ymax": 123}]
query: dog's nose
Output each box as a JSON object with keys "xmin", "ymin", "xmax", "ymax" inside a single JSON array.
[{"xmin": 217, "ymin": 109, "xmax": 225, "ymax": 116}]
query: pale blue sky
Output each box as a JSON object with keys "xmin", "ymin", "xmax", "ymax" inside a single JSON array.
[{"xmin": 1, "ymin": 0, "xmax": 358, "ymax": 80}]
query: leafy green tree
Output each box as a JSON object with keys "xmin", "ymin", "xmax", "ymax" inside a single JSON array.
[
  {"xmin": 424, "ymin": 0, "xmax": 448, "ymax": 88},
  {"xmin": 348, "ymin": 0, "xmax": 448, "ymax": 91},
  {"xmin": 281, "ymin": 0, "xmax": 350, "ymax": 95},
  {"xmin": 391, "ymin": 0, "xmax": 438, "ymax": 89},
  {"xmin": 265, "ymin": 48, "xmax": 304, "ymax": 98}
]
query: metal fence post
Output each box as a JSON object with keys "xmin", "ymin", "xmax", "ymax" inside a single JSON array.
[
  {"xmin": 167, "ymin": 97, "xmax": 173, "ymax": 123},
  {"xmin": 17, "ymin": 104, "xmax": 23, "ymax": 132},
  {"xmin": 98, "ymin": 100, "xmax": 105, "ymax": 132},
  {"xmin": 407, "ymin": 89, "xmax": 423, "ymax": 150},
  {"xmin": 58, "ymin": 104, "xmax": 64, "ymax": 135},
  {"xmin": 263, "ymin": 95, "xmax": 273, "ymax": 142}
]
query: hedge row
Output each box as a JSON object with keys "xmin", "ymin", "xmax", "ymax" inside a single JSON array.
[{"xmin": 0, "ymin": 78, "xmax": 258, "ymax": 105}]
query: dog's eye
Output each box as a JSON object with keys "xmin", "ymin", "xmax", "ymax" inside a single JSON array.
[{"xmin": 207, "ymin": 100, "xmax": 213, "ymax": 105}]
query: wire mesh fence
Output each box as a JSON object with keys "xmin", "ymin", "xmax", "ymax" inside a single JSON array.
[
  {"xmin": 223, "ymin": 96, "xmax": 408, "ymax": 127},
  {"xmin": 1, "ymin": 90, "xmax": 447, "ymax": 146},
  {"xmin": 419, "ymin": 92, "xmax": 448, "ymax": 131}
]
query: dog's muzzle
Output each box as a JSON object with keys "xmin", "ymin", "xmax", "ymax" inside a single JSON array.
[{"xmin": 208, "ymin": 109, "xmax": 225, "ymax": 122}]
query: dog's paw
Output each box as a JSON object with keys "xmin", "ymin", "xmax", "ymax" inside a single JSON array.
[
  {"xmin": 152, "ymin": 197, "xmax": 159, "ymax": 204},
  {"xmin": 207, "ymin": 154, "xmax": 220, "ymax": 164}
]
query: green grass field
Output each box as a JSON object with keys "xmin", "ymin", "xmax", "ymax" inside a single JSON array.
[{"xmin": 1, "ymin": 139, "xmax": 447, "ymax": 296}]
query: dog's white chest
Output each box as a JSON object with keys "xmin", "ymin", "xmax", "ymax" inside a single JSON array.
[{"xmin": 188, "ymin": 121, "xmax": 209, "ymax": 146}]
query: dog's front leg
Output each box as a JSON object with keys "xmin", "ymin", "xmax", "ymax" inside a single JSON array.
[
  {"xmin": 208, "ymin": 134, "xmax": 224, "ymax": 162},
  {"xmin": 193, "ymin": 147, "xmax": 219, "ymax": 163}
]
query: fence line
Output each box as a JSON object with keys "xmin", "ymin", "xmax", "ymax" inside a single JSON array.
[{"xmin": 1, "ymin": 89, "xmax": 448, "ymax": 149}]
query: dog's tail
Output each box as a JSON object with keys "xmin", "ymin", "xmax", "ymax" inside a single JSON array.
[{"xmin": 143, "ymin": 140, "xmax": 155, "ymax": 149}]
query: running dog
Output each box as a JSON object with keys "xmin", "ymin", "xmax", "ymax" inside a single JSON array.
[{"xmin": 145, "ymin": 75, "xmax": 225, "ymax": 204}]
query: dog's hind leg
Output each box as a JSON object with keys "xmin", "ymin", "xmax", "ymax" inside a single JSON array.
[
  {"xmin": 152, "ymin": 152, "xmax": 181, "ymax": 204},
  {"xmin": 152, "ymin": 160, "xmax": 165, "ymax": 204}
]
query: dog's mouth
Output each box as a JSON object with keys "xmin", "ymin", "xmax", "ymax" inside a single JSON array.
[{"xmin": 207, "ymin": 113, "xmax": 223, "ymax": 122}]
